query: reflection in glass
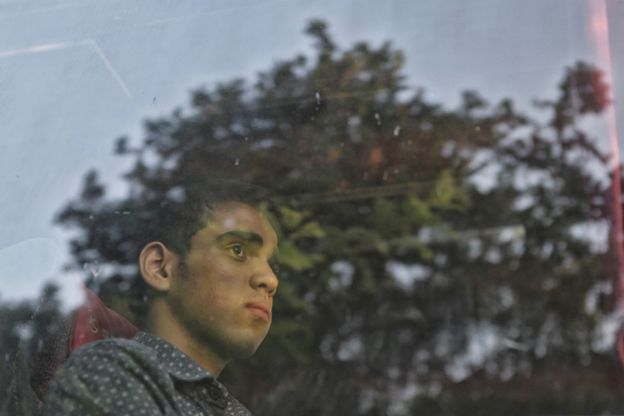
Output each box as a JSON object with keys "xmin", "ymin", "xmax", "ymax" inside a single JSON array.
[{"xmin": 0, "ymin": 2, "xmax": 622, "ymax": 415}]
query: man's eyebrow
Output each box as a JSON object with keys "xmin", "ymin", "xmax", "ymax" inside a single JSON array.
[{"xmin": 215, "ymin": 230, "xmax": 264, "ymax": 245}]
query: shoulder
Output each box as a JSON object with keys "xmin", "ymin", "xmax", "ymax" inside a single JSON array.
[
  {"xmin": 58, "ymin": 336, "xmax": 174, "ymax": 393},
  {"xmin": 42, "ymin": 337, "xmax": 174, "ymax": 415},
  {"xmin": 65, "ymin": 336, "xmax": 156, "ymax": 369}
]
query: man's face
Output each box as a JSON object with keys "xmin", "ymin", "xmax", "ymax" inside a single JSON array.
[{"xmin": 167, "ymin": 201, "xmax": 279, "ymax": 360}]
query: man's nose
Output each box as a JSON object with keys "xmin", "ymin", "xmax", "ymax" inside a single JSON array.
[{"xmin": 250, "ymin": 260, "xmax": 279, "ymax": 296}]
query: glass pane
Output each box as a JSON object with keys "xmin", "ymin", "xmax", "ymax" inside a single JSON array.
[{"xmin": 1, "ymin": 1, "xmax": 623, "ymax": 414}]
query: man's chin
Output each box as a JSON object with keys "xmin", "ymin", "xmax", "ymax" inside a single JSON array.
[
  {"xmin": 231, "ymin": 338, "xmax": 264, "ymax": 359},
  {"xmin": 230, "ymin": 330, "xmax": 271, "ymax": 358}
]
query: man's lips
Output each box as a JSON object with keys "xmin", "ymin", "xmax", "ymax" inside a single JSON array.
[{"xmin": 245, "ymin": 303, "xmax": 271, "ymax": 321}]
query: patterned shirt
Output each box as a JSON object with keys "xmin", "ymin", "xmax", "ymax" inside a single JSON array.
[{"xmin": 42, "ymin": 331, "xmax": 252, "ymax": 416}]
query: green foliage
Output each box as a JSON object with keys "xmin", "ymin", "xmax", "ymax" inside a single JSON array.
[
  {"xmin": 277, "ymin": 241, "xmax": 324, "ymax": 272},
  {"xmin": 429, "ymin": 169, "xmax": 469, "ymax": 211}
]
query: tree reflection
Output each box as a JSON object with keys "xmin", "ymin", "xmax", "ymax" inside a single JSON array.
[{"xmin": 1, "ymin": 20, "xmax": 620, "ymax": 415}]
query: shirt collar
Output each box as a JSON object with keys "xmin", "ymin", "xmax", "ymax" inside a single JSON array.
[{"xmin": 134, "ymin": 331, "xmax": 219, "ymax": 383}]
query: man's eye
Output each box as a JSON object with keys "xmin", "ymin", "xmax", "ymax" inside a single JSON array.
[{"xmin": 229, "ymin": 244, "xmax": 247, "ymax": 259}]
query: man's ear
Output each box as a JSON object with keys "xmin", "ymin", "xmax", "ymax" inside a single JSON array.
[{"xmin": 139, "ymin": 242, "xmax": 178, "ymax": 292}]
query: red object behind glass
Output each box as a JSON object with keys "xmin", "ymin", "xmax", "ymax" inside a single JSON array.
[
  {"xmin": 31, "ymin": 286, "xmax": 138, "ymax": 409},
  {"xmin": 69, "ymin": 287, "xmax": 138, "ymax": 350}
]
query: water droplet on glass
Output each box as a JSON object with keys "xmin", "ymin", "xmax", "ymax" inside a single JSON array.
[
  {"xmin": 374, "ymin": 113, "xmax": 381, "ymax": 125},
  {"xmin": 84, "ymin": 262, "xmax": 101, "ymax": 278},
  {"xmin": 394, "ymin": 125, "xmax": 401, "ymax": 136},
  {"xmin": 234, "ymin": 158, "xmax": 240, "ymax": 166}
]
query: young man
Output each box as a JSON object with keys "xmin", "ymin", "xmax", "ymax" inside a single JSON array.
[{"xmin": 42, "ymin": 196, "xmax": 279, "ymax": 415}]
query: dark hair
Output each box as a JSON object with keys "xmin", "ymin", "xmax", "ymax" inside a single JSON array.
[{"xmin": 140, "ymin": 179, "xmax": 273, "ymax": 256}]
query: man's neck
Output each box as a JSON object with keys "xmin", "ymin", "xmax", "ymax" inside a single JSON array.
[{"xmin": 145, "ymin": 305, "xmax": 229, "ymax": 377}]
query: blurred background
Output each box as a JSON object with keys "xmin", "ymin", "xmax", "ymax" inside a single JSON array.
[{"xmin": 1, "ymin": 0, "xmax": 624, "ymax": 414}]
